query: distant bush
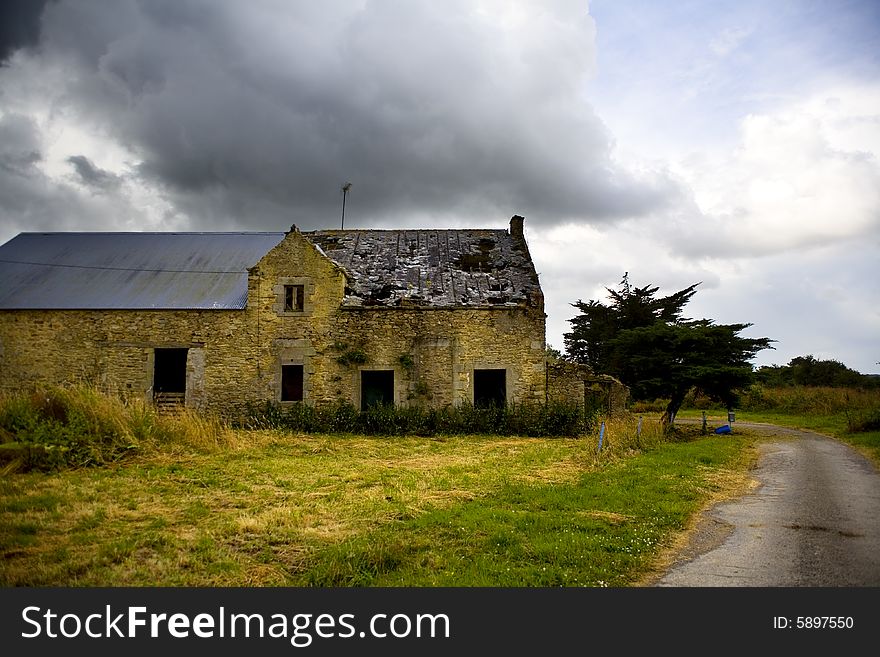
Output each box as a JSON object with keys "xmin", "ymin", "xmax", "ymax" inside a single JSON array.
[
  {"xmin": 755, "ymin": 355, "xmax": 876, "ymax": 388},
  {"xmin": 241, "ymin": 400, "xmax": 594, "ymax": 438}
]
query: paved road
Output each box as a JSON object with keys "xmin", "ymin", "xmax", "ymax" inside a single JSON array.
[{"xmin": 656, "ymin": 422, "xmax": 880, "ymax": 586}]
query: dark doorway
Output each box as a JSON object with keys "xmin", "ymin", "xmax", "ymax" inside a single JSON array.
[
  {"xmin": 361, "ymin": 370, "xmax": 394, "ymax": 410},
  {"xmin": 153, "ymin": 348, "xmax": 188, "ymax": 395},
  {"xmin": 282, "ymin": 364, "xmax": 304, "ymax": 402},
  {"xmin": 474, "ymin": 369, "xmax": 506, "ymax": 407}
]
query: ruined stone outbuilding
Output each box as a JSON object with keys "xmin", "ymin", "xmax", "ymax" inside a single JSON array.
[
  {"xmin": 546, "ymin": 362, "xmax": 629, "ymax": 417},
  {"xmin": 0, "ymin": 215, "xmax": 590, "ymax": 417}
]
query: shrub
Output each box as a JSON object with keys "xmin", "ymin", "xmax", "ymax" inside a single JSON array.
[
  {"xmin": 242, "ymin": 400, "xmax": 594, "ymax": 437},
  {"xmin": 846, "ymin": 407, "xmax": 880, "ymax": 433}
]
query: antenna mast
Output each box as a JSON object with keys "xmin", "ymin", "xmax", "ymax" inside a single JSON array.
[{"xmin": 341, "ymin": 182, "xmax": 352, "ymax": 229}]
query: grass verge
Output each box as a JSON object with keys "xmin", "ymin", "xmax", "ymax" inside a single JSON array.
[{"xmin": 0, "ymin": 424, "xmax": 756, "ymax": 587}]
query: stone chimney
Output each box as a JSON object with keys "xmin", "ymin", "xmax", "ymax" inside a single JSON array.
[
  {"xmin": 509, "ymin": 214, "xmax": 531, "ymax": 255},
  {"xmin": 509, "ymin": 214, "xmax": 525, "ymax": 241}
]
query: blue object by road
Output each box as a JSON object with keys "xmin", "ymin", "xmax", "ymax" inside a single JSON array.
[{"xmin": 714, "ymin": 425, "xmax": 732, "ymax": 434}]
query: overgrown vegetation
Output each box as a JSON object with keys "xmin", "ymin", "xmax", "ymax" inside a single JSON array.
[
  {"xmin": 332, "ymin": 342, "xmax": 368, "ymax": 366},
  {"xmin": 242, "ymin": 400, "xmax": 592, "ymax": 438},
  {"xmin": 737, "ymin": 385, "xmax": 880, "ymax": 450},
  {"xmin": 637, "ymin": 384, "xmax": 880, "ymax": 418},
  {"xmin": 0, "ymin": 386, "xmax": 236, "ymax": 472},
  {"xmin": 738, "ymin": 385, "xmax": 879, "ymax": 418},
  {"xmin": 0, "ymin": 386, "xmax": 595, "ymax": 473}
]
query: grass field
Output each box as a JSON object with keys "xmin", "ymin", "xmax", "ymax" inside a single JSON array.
[
  {"xmin": 0, "ymin": 419, "xmax": 757, "ymax": 587},
  {"xmin": 10, "ymin": 383, "xmax": 874, "ymax": 587}
]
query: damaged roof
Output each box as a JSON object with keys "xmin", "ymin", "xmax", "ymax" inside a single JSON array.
[
  {"xmin": 0, "ymin": 232, "xmax": 285, "ymax": 309},
  {"xmin": 304, "ymin": 228, "xmax": 541, "ymax": 308},
  {"xmin": 0, "ymin": 221, "xmax": 542, "ymax": 310}
]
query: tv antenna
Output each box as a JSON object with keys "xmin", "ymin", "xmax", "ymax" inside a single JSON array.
[{"xmin": 341, "ymin": 182, "xmax": 352, "ymax": 229}]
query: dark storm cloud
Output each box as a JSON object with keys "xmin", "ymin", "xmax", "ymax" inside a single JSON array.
[
  {"xmin": 6, "ymin": 0, "xmax": 682, "ymax": 232},
  {"xmin": 0, "ymin": 0, "xmax": 55, "ymax": 63},
  {"xmin": 67, "ymin": 155, "xmax": 123, "ymax": 191}
]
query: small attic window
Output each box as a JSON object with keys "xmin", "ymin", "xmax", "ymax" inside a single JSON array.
[{"xmin": 284, "ymin": 285, "xmax": 304, "ymax": 312}]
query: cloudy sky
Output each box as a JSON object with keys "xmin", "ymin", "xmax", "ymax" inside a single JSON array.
[{"xmin": 1, "ymin": 0, "xmax": 878, "ymax": 373}]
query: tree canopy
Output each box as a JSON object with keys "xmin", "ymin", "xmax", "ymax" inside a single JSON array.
[{"xmin": 564, "ymin": 274, "xmax": 773, "ymax": 424}]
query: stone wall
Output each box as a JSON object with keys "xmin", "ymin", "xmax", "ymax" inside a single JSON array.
[
  {"xmin": 328, "ymin": 306, "xmax": 547, "ymax": 408},
  {"xmin": 546, "ymin": 361, "xmax": 628, "ymax": 416},
  {"xmin": 0, "ymin": 309, "xmax": 247, "ymax": 412}
]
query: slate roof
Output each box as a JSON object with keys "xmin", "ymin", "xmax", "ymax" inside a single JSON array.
[
  {"xmin": 0, "ymin": 225, "xmax": 542, "ymax": 310},
  {"xmin": 0, "ymin": 232, "xmax": 285, "ymax": 309},
  {"xmin": 303, "ymin": 229, "xmax": 541, "ymax": 308}
]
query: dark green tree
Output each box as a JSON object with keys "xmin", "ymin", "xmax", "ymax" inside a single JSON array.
[
  {"xmin": 564, "ymin": 273, "xmax": 698, "ymax": 372},
  {"xmin": 564, "ymin": 275, "xmax": 773, "ymax": 424}
]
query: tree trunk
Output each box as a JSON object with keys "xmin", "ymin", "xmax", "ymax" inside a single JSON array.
[{"xmin": 660, "ymin": 389, "xmax": 687, "ymax": 429}]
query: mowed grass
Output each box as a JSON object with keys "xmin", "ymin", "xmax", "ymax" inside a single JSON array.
[{"xmin": 0, "ymin": 424, "xmax": 756, "ymax": 587}]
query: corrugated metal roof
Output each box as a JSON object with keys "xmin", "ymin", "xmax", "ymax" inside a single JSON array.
[
  {"xmin": 304, "ymin": 229, "xmax": 542, "ymax": 308},
  {"xmin": 0, "ymin": 232, "xmax": 285, "ymax": 309}
]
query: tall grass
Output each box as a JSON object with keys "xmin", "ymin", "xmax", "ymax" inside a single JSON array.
[
  {"xmin": 0, "ymin": 384, "xmax": 666, "ymax": 474},
  {"xmin": 720, "ymin": 385, "xmax": 880, "ymax": 434},
  {"xmin": 0, "ymin": 385, "xmax": 237, "ymax": 472},
  {"xmin": 586, "ymin": 414, "xmax": 668, "ymax": 461},
  {"xmin": 738, "ymin": 385, "xmax": 879, "ymax": 416}
]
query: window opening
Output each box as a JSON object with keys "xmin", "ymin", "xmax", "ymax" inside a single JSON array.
[
  {"xmin": 361, "ymin": 370, "xmax": 394, "ymax": 411},
  {"xmin": 284, "ymin": 285, "xmax": 305, "ymax": 312},
  {"xmin": 474, "ymin": 368, "xmax": 506, "ymax": 407}
]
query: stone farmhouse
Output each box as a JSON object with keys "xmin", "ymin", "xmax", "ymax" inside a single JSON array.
[{"xmin": 0, "ymin": 215, "xmax": 620, "ymax": 417}]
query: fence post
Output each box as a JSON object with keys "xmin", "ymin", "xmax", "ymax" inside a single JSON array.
[
  {"xmin": 598, "ymin": 421, "xmax": 606, "ymax": 453},
  {"xmin": 701, "ymin": 411, "xmax": 707, "ymax": 434}
]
